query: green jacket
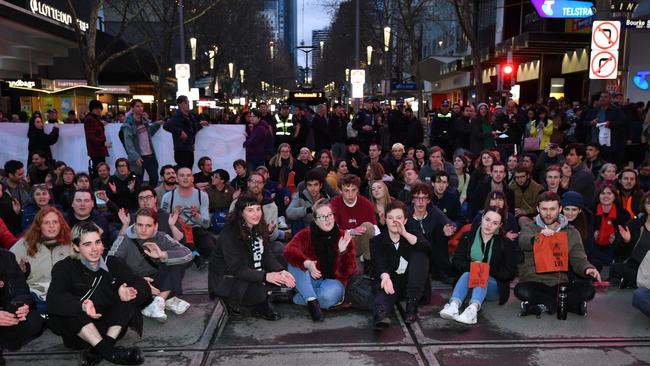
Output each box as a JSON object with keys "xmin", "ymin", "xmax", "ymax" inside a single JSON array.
[{"xmin": 120, "ymin": 114, "xmax": 162, "ymax": 175}]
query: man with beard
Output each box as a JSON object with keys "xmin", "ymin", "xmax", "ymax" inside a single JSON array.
[
  {"xmin": 515, "ymin": 192, "xmax": 601, "ymax": 317},
  {"xmin": 470, "ymin": 162, "xmax": 515, "ymax": 219},
  {"xmin": 155, "ymin": 165, "xmax": 177, "ymax": 205},
  {"xmin": 510, "ymin": 164, "xmax": 544, "ymax": 218},
  {"xmin": 617, "ymin": 168, "xmax": 643, "ymax": 218},
  {"xmin": 565, "ymin": 143, "xmax": 596, "ymax": 209}
]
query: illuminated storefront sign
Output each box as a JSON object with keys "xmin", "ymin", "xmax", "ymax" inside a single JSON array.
[
  {"xmin": 633, "ymin": 70, "xmax": 650, "ymax": 90},
  {"xmin": 531, "ymin": 0, "xmax": 595, "ymax": 18},
  {"xmin": 8, "ymin": 79, "xmax": 37, "ymax": 88},
  {"xmin": 29, "ymin": 0, "xmax": 89, "ymax": 31}
]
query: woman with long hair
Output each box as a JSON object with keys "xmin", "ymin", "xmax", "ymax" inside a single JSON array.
[
  {"xmin": 468, "ymin": 150, "xmax": 496, "ymax": 197},
  {"xmin": 611, "ymin": 191, "xmax": 650, "ymax": 288},
  {"xmin": 10, "ymin": 206, "xmax": 72, "ymax": 314},
  {"xmin": 370, "ymin": 181, "xmax": 394, "ymax": 232},
  {"xmin": 208, "ymin": 194, "xmax": 295, "ymax": 320},
  {"xmin": 454, "ymin": 155, "xmax": 471, "ymax": 211},
  {"xmin": 27, "ymin": 113, "xmax": 59, "ymax": 163},
  {"xmin": 268, "ymin": 143, "xmax": 296, "ymax": 186},
  {"xmin": 591, "ymin": 184, "xmax": 632, "ymax": 271},
  {"xmin": 284, "ymin": 199, "xmax": 356, "ymax": 321},
  {"xmin": 471, "ymin": 190, "xmax": 519, "ymax": 241},
  {"xmin": 440, "ymin": 206, "xmax": 518, "ymax": 324},
  {"xmin": 470, "ymin": 102, "xmax": 495, "ymax": 155}
]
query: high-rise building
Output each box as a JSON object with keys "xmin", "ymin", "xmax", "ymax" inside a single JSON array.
[
  {"xmin": 311, "ymin": 28, "xmax": 329, "ymax": 81},
  {"xmin": 263, "ymin": 0, "xmax": 297, "ymax": 67}
]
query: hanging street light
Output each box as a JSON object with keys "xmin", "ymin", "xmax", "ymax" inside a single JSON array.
[
  {"xmin": 228, "ymin": 63, "xmax": 234, "ymax": 78},
  {"xmin": 367, "ymin": 45, "xmax": 373, "ymax": 66},
  {"xmin": 240, "ymin": 69, "xmax": 244, "ymax": 83},
  {"xmin": 189, "ymin": 37, "xmax": 197, "ymax": 60},
  {"xmin": 208, "ymin": 50, "xmax": 215, "ymax": 69},
  {"xmin": 320, "ymin": 41, "xmax": 324, "ymax": 59},
  {"xmin": 383, "ymin": 26, "xmax": 391, "ymax": 52}
]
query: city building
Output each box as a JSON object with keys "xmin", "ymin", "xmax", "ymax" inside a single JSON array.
[
  {"xmin": 311, "ymin": 28, "xmax": 329, "ymax": 82},
  {"xmin": 264, "ymin": 0, "xmax": 298, "ymax": 68}
]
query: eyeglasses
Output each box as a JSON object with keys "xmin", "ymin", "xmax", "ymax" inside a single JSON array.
[
  {"xmin": 138, "ymin": 195, "xmax": 155, "ymax": 201},
  {"xmin": 315, "ymin": 213, "xmax": 334, "ymax": 221},
  {"xmin": 249, "ymin": 180, "xmax": 264, "ymax": 185}
]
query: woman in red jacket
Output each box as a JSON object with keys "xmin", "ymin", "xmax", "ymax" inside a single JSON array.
[{"xmin": 284, "ymin": 199, "xmax": 356, "ymax": 321}]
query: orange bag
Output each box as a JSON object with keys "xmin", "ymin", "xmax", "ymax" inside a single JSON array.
[
  {"xmin": 448, "ymin": 223, "xmax": 472, "ymax": 254},
  {"xmin": 469, "ymin": 262, "xmax": 490, "ymax": 288},
  {"xmin": 533, "ymin": 231, "xmax": 569, "ymax": 273},
  {"xmin": 179, "ymin": 221, "xmax": 195, "ymax": 246},
  {"xmin": 286, "ymin": 171, "xmax": 296, "ymax": 194}
]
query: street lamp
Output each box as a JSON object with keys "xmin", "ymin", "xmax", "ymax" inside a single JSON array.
[
  {"xmin": 190, "ymin": 37, "xmax": 197, "ymax": 60},
  {"xmin": 383, "ymin": 26, "xmax": 391, "ymax": 52},
  {"xmin": 320, "ymin": 41, "xmax": 324, "ymax": 59},
  {"xmin": 228, "ymin": 63, "xmax": 234, "ymax": 78},
  {"xmin": 240, "ymin": 69, "xmax": 244, "ymax": 84},
  {"xmin": 208, "ymin": 50, "xmax": 215, "ymax": 69},
  {"xmin": 367, "ymin": 45, "xmax": 373, "ymax": 66},
  {"xmin": 269, "ymin": 41, "xmax": 275, "ymax": 98},
  {"xmin": 345, "ymin": 68, "xmax": 350, "ymax": 82}
]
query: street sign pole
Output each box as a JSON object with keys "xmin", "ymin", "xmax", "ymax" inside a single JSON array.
[{"xmin": 588, "ymin": 0, "xmax": 613, "ymax": 95}]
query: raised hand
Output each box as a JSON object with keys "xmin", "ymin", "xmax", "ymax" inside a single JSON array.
[
  {"xmin": 338, "ymin": 230, "xmax": 353, "ymax": 253},
  {"xmin": 143, "ymin": 242, "xmax": 165, "ymax": 259},
  {"xmin": 618, "ymin": 225, "xmax": 631, "ymax": 243}
]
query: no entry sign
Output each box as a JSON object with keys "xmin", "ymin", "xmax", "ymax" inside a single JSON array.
[{"xmin": 589, "ymin": 50, "xmax": 619, "ymax": 79}]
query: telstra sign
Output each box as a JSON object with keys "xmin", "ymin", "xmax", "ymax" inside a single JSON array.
[{"xmin": 531, "ymin": 0, "xmax": 595, "ymax": 18}]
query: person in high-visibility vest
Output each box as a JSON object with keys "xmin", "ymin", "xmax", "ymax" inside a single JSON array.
[
  {"xmin": 430, "ymin": 100, "xmax": 453, "ymax": 153},
  {"xmin": 273, "ymin": 104, "xmax": 295, "ymax": 149}
]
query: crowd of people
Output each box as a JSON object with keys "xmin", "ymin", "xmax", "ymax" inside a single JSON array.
[{"xmin": 1, "ymin": 90, "xmax": 650, "ymax": 365}]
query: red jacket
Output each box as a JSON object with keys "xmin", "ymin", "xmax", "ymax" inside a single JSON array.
[
  {"xmin": 284, "ymin": 227, "xmax": 356, "ymax": 286},
  {"xmin": 84, "ymin": 113, "xmax": 108, "ymax": 157},
  {"xmin": 0, "ymin": 218, "xmax": 17, "ymax": 249}
]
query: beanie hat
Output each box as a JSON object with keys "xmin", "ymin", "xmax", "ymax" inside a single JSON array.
[{"xmin": 561, "ymin": 191, "xmax": 584, "ymax": 209}]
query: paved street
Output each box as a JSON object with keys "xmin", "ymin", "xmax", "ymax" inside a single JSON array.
[{"xmin": 4, "ymin": 268, "xmax": 650, "ymax": 365}]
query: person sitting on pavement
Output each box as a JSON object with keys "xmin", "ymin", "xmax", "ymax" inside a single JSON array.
[
  {"xmin": 10, "ymin": 207, "xmax": 71, "ymax": 315},
  {"xmin": 430, "ymin": 170, "xmax": 462, "ymax": 225},
  {"xmin": 515, "ymin": 191, "xmax": 601, "ymax": 317},
  {"xmin": 205, "ymin": 169, "xmax": 235, "ymax": 234},
  {"xmin": 284, "ymin": 199, "xmax": 356, "ymax": 321},
  {"xmin": 21, "ymin": 183, "xmax": 58, "ymax": 231},
  {"xmin": 286, "ymin": 169, "xmax": 331, "ymax": 232},
  {"xmin": 47, "ymin": 221, "xmax": 150, "ymax": 366},
  {"xmin": 230, "ymin": 159, "xmax": 249, "ymax": 193},
  {"xmin": 470, "ymin": 190, "xmax": 519, "ymax": 241},
  {"xmin": 371, "ymin": 201, "xmax": 430, "ymax": 328},
  {"xmin": 617, "ymin": 168, "xmax": 643, "ymax": 219},
  {"xmin": 330, "ymin": 174, "xmax": 378, "ymax": 274},
  {"xmin": 0, "ymin": 248, "xmax": 46, "ymax": 365},
  {"xmin": 130, "ymin": 186, "xmax": 184, "ymax": 241},
  {"xmin": 590, "ymin": 184, "xmax": 631, "ymax": 271},
  {"xmin": 439, "ymin": 206, "xmax": 518, "ymax": 324},
  {"xmin": 65, "ymin": 189, "xmax": 114, "ymax": 253},
  {"xmin": 109, "ymin": 208, "xmax": 192, "ymax": 323},
  {"xmin": 370, "ymin": 180, "xmax": 394, "ymax": 233},
  {"xmin": 208, "ymin": 194, "xmax": 296, "ymax": 321},
  {"xmin": 107, "ymin": 158, "xmax": 138, "ymax": 211},
  {"xmin": 154, "ymin": 165, "xmax": 177, "ymax": 204},
  {"xmin": 469, "ymin": 161, "xmax": 515, "ymax": 219},
  {"xmin": 193, "ymin": 156, "xmax": 213, "ymax": 190},
  {"xmin": 511, "ymin": 164, "xmax": 544, "ymax": 218},
  {"xmin": 632, "ymin": 250, "xmax": 650, "ymax": 319}
]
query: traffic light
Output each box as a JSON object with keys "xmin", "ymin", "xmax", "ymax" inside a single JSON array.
[{"xmin": 502, "ymin": 64, "xmax": 515, "ymax": 90}]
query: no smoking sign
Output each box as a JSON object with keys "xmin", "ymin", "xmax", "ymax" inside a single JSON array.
[{"xmin": 589, "ymin": 50, "xmax": 619, "ymax": 79}]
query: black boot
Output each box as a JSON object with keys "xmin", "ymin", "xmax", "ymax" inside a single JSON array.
[
  {"xmin": 404, "ymin": 298, "xmax": 419, "ymax": 324},
  {"xmin": 106, "ymin": 346, "xmax": 144, "ymax": 365},
  {"xmin": 252, "ymin": 299, "xmax": 281, "ymax": 321},
  {"xmin": 519, "ymin": 301, "xmax": 543, "ymax": 318},
  {"xmin": 307, "ymin": 299, "xmax": 324, "ymax": 321},
  {"xmin": 80, "ymin": 347, "xmax": 103, "ymax": 366},
  {"xmin": 373, "ymin": 306, "xmax": 391, "ymax": 329}
]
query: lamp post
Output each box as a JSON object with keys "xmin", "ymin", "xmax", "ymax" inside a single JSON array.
[
  {"xmin": 208, "ymin": 50, "xmax": 215, "ymax": 70},
  {"xmin": 270, "ymin": 41, "xmax": 275, "ymax": 99},
  {"xmin": 367, "ymin": 45, "xmax": 373, "ymax": 66},
  {"xmin": 228, "ymin": 63, "xmax": 234, "ymax": 79},
  {"xmin": 383, "ymin": 26, "xmax": 391, "ymax": 52},
  {"xmin": 190, "ymin": 37, "xmax": 197, "ymax": 61},
  {"xmin": 320, "ymin": 41, "xmax": 324, "ymax": 59},
  {"xmin": 240, "ymin": 69, "xmax": 244, "ymax": 84},
  {"xmin": 384, "ymin": 26, "xmax": 391, "ymax": 95}
]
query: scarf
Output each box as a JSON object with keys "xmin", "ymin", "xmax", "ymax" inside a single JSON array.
[
  {"xmin": 595, "ymin": 204, "xmax": 617, "ymax": 246},
  {"xmin": 470, "ymin": 228, "xmax": 494, "ymax": 263},
  {"xmin": 309, "ymin": 221, "xmax": 339, "ymax": 279},
  {"xmin": 482, "ymin": 119, "xmax": 494, "ymax": 149}
]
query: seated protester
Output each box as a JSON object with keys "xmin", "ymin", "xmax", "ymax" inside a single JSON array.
[
  {"xmin": 617, "ymin": 168, "xmax": 643, "ymax": 219},
  {"xmin": 22, "ymin": 184, "xmax": 57, "ymax": 230},
  {"xmin": 286, "ymin": 170, "xmax": 330, "ymax": 231},
  {"xmin": 205, "ymin": 169, "xmax": 235, "ymax": 234},
  {"xmin": 542, "ymin": 165, "xmax": 567, "ymax": 197},
  {"xmin": 590, "ymin": 184, "xmax": 632, "ymax": 271},
  {"xmin": 329, "ymin": 159, "xmax": 349, "ymax": 193},
  {"xmin": 640, "ymin": 160, "xmax": 650, "ymax": 192},
  {"xmin": 470, "ymin": 190, "xmax": 519, "ymax": 240},
  {"xmin": 515, "ymin": 192, "xmax": 602, "ymax": 317},
  {"xmin": 107, "ymin": 158, "xmax": 138, "ymax": 210},
  {"xmin": 565, "ymin": 143, "xmax": 596, "ymax": 209},
  {"xmin": 533, "ymin": 143, "xmax": 564, "ymax": 183},
  {"xmin": 440, "ymin": 206, "xmax": 518, "ymax": 324},
  {"xmin": 52, "ymin": 166, "xmax": 75, "ymax": 209},
  {"xmin": 561, "ymin": 192, "xmax": 595, "ymax": 265},
  {"xmin": 469, "ymin": 162, "xmax": 515, "ymax": 219},
  {"xmin": 284, "ymin": 200, "xmax": 356, "ymax": 321},
  {"xmin": 371, "ymin": 201, "xmax": 430, "ymax": 327},
  {"xmin": 595, "ymin": 163, "xmax": 617, "ymax": 193},
  {"xmin": 406, "ymin": 183, "xmax": 457, "ymax": 284},
  {"xmin": 47, "ymin": 222, "xmax": 150, "ymax": 365},
  {"xmin": 609, "ymin": 191, "xmax": 650, "ymax": 288},
  {"xmin": 397, "ymin": 168, "xmax": 420, "ymax": 203},
  {"xmin": 466, "ymin": 150, "xmax": 496, "ymax": 197},
  {"xmin": 230, "ymin": 159, "xmax": 249, "ymax": 192},
  {"xmin": 383, "ymin": 143, "xmax": 405, "ymax": 178},
  {"xmin": 91, "ymin": 162, "xmax": 111, "ymax": 193},
  {"xmin": 193, "ymin": 156, "xmax": 213, "ymax": 190},
  {"xmin": 129, "ymin": 186, "xmax": 184, "ymax": 241},
  {"xmin": 510, "ymin": 164, "xmax": 544, "ymax": 218},
  {"xmin": 632, "ymin": 251, "xmax": 650, "ymax": 318},
  {"xmin": 160, "ymin": 167, "xmax": 213, "ymax": 267},
  {"xmin": 109, "ymin": 208, "xmax": 192, "ymax": 322},
  {"xmin": 65, "ymin": 189, "xmax": 113, "ymax": 253},
  {"xmin": 0, "ymin": 248, "xmax": 46, "ymax": 364},
  {"xmin": 329, "ymin": 174, "xmax": 378, "ymax": 273},
  {"xmin": 26, "ymin": 150, "xmax": 54, "ymax": 185},
  {"xmin": 293, "ymin": 147, "xmax": 315, "ymax": 185},
  {"xmin": 155, "ymin": 165, "xmax": 177, "ymax": 204},
  {"xmin": 0, "ymin": 217, "xmax": 17, "ymax": 249},
  {"xmin": 344, "ymin": 138, "xmax": 368, "ymax": 178},
  {"xmin": 256, "ymin": 166, "xmax": 291, "ymax": 221},
  {"xmin": 208, "ymin": 194, "xmax": 296, "ymax": 320},
  {"xmin": 585, "ymin": 142, "xmax": 605, "ymax": 179},
  {"xmin": 10, "ymin": 207, "xmax": 72, "ymax": 314},
  {"xmin": 1, "ymin": 160, "xmax": 32, "ymax": 211},
  {"xmin": 430, "ymin": 170, "xmax": 462, "ymax": 226},
  {"xmin": 396, "ymin": 158, "xmax": 420, "ymax": 180},
  {"xmin": 268, "ymin": 143, "xmax": 295, "ymax": 188},
  {"xmin": 0, "ymin": 183, "xmax": 22, "ymax": 236},
  {"xmin": 370, "ymin": 181, "xmax": 394, "ymax": 233},
  {"xmin": 418, "ymin": 146, "xmax": 459, "ymax": 189}
]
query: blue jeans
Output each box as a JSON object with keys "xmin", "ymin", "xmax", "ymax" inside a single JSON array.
[
  {"xmin": 633, "ymin": 287, "xmax": 650, "ymax": 318},
  {"xmin": 287, "ymin": 264, "xmax": 345, "ymax": 309},
  {"xmin": 450, "ymin": 272, "xmax": 499, "ymax": 308},
  {"xmin": 31, "ymin": 292, "xmax": 47, "ymax": 315}
]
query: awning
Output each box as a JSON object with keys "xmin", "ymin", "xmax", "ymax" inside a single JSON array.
[{"xmin": 7, "ymin": 85, "xmax": 104, "ymax": 95}]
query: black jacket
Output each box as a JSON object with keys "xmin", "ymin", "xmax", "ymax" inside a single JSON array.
[
  {"xmin": 311, "ymin": 114, "xmax": 331, "ymax": 153},
  {"xmin": 27, "ymin": 124, "xmax": 59, "ymax": 161},
  {"xmin": 208, "ymin": 223, "xmax": 283, "ymax": 304},
  {"xmin": 469, "ymin": 176, "xmax": 515, "ymax": 219},
  {"xmin": 0, "ymin": 249, "xmax": 33, "ymax": 310},
  {"xmin": 452, "ymin": 230, "xmax": 519, "ymax": 304},
  {"xmin": 370, "ymin": 231, "xmax": 430, "ymax": 280},
  {"xmin": 163, "ymin": 110, "xmax": 204, "ymax": 152},
  {"xmin": 452, "ymin": 116, "xmax": 471, "ymax": 151}
]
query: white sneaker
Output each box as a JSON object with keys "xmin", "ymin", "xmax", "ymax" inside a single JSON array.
[
  {"xmin": 277, "ymin": 216, "xmax": 289, "ymax": 230},
  {"xmin": 453, "ymin": 305, "xmax": 478, "ymax": 325},
  {"xmin": 439, "ymin": 302, "xmax": 460, "ymax": 320},
  {"xmin": 142, "ymin": 296, "xmax": 167, "ymax": 322},
  {"xmin": 165, "ymin": 297, "xmax": 191, "ymax": 315}
]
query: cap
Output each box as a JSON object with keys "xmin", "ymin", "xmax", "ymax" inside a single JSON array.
[
  {"xmin": 561, "ymin": 191, "xmax": 585, "ymax": 209},
  {"xmin": 281, "ymin": 104, "xmax": 290, "ymax": 109},
  {"xmin": 441, "ymin": 100, "xmax": 450, "ymax": 107}
]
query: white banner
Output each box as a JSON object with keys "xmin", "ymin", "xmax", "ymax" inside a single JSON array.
[{"xmin": 0, "ymin": 123, "xmax": 246, "ymax": 179}]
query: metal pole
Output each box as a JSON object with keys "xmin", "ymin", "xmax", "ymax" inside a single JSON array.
[
  {"xmin": 354, "ymin": 0, "xmax": 359, "ymax": 69},
  {"xmin": 588, "ymin": 0, "xmax": 612, "ymax": 96},
  {"xmin": 178, "ymin": 0, "xmax": 186, "ymax": 63}
]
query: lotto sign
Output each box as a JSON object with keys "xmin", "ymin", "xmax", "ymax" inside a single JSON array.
[
  {"xmin": 591, "ymin": 21, "xmax": 621, "ymax": 50},
  {"xmin": 589, "ymin": 50, "xmax": 619, "ymax": 79}
]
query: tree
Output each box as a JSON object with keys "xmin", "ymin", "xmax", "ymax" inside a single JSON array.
[{"xmin": 449, "ymin": 0, "xmax": 485, "ymax": 102}]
